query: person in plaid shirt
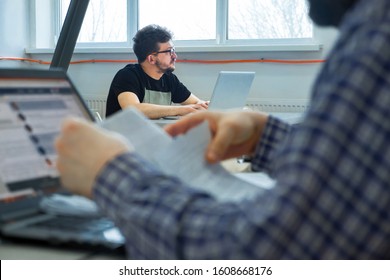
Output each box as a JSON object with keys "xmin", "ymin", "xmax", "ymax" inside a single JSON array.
[{"xmin": 56, "ymin": 0, "xmax": 390, "ymax": 259}]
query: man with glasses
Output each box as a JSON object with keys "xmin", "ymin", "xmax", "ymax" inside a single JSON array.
[{"xmin": 106, "ymin": 24, "xmax": 208, "ymax": 119}]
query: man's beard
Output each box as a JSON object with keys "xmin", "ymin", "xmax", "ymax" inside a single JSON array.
[
  {"xmin": 307, "ymin": 0, "xmax": 357, "ymax": 27},
  {"xmin": 156, "ymin": 60, "xmax": 175, "ymax": 74}
]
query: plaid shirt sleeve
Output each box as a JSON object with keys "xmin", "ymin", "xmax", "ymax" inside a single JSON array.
[
  {"xmin": 93, "ymin": 0, "xmax": 390, "ymax": 259},
  {"xmin": 251, "ymin": 115, "xmax": 291, "ymax": 175}
]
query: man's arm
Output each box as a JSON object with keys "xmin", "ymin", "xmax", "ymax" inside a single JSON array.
[{"xmin": 118, "ymin": 91, "xmax": 205, "ymax": 119}]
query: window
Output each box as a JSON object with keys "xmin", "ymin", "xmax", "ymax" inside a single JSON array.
[
  {"xmin": 60, "ymin": 0, "xmax": 128, "ymax": 45},
  {"xmin": 228, "ymin": 0, "xmax": 312, "ymax": 40},
  {"xmin": 139, "ymin": 0, "xmax": 216, "ymax": 41},
  {"xmin": 31, "ymin": 0, "xmax": 315, "ymax": 52}
]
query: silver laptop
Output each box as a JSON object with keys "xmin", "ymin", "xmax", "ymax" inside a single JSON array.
[
  {"xmin": 162, "ymin": 71, "xmax": 255, "ymax": 120},
  {"xmin": 0, "ymin": 68, "xmax": 124, "ymax": 251},
  {"xmin": 208, "ymin": 71, "xmax": 255, "ymax": 110}
]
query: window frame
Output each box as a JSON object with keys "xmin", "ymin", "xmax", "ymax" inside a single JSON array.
[{"xmin": 27, "ymin": 0, "xmax": 321, "ymax": 54}]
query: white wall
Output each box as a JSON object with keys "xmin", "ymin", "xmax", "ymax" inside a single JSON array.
[
  {"xmin": 0, "ymin": 0, "xmax": 339, "ymax": 109},
  {"xmin": 0, "ymin": 0, "xmax": 30, "ymax": 68}
]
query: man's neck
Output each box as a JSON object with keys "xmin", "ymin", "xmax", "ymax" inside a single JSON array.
[{"xmin": 140, "ymin": 63, "xmax": 163, "ymax": 80}]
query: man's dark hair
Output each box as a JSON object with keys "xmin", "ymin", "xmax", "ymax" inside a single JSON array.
[
  {"xmin": 132, "ymin": 24, "xmax": 173, "ymax": 63},
  {"xmin": 308, "ymin": 0, "xmax": 358, "ymax": 27}
]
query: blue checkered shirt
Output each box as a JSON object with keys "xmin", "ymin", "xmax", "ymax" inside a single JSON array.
[{"xmin": 94, "ymin": 0, "xmax": 390, "ymax": 259}]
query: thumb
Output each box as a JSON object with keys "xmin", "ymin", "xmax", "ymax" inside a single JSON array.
[{"xmin": 206, "ymin": 127, "xmax": 234, "ymax": 163}]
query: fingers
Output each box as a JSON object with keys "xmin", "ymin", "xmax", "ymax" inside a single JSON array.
[
  {"xmin": 205, "ymin": 115, "xmax": 250, "ymax": 163},
  {"xmin": 55, "ymin": 117, "xmax": 131, "ymax": 198},
  {"xmin": 58, "ymin": 117, "xmax": 90, "ymax": 141},
  {"xmin": 55, "ymin": 118, "xmax": 82, "ymax": 153},
  {"xmin": 165, "ymin": 111, "xmax": 233, "ymax": 163},
  {"xmin": 166, "ymin": 110, "xmax": 267, "ymax": 164},
  {"xmin": 196, "ymin": 101, "xmax": 209, "ymax": 109},
  {"xmin": 165, "ymin": 111, "xmax": 213, "ymax": 136},
  {"xmin": 196, "ymin": 106, "xmax": 207, "ymax": 111},
  {"xmin": 61, "ymin": 116, "xmax": 89, "ymax": 131},
  {"xmin": 55, "ymin": 118, "xmax": 95, "ymax": 159},
  {"xmin": 191, "ymin": 104, "xmax": 207, "ymax": 111},
  {"xmin": 205, "ymin": 123, "xmax": 235, "ymax": 163}
]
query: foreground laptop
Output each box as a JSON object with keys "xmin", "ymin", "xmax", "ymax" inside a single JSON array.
[{"xmin": 0, "ymin": 68, "xmax": 124, "ymax": 251}]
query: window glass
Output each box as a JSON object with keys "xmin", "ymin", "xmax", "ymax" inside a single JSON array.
[
  {"xmin": 49, "ymin": 0, "xmax": 314, "ymax": 49},
  {"xmin": 61, "ymin": 0, "xmax": 127, "ymax": 43},
  {"xmin": 228, "ymin": 0, "xmax": 312, "ymax": 40},
  {"xmin": 139, "ymin": 0, "xmax": 216, "ymax": 40}
]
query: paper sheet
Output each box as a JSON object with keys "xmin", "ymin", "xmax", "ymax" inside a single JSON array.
[{"xmin": 101, "ymin": 108, "xmax": 265, "ymax": 202}]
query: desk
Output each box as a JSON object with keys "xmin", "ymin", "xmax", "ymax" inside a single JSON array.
[
  {"xmin": 0, "ymin": 238, "xmax": 125, "ymax": 260},
  {"xmin": 269, "ymin": 112, "xmax": 303, "ymax": 124},
  {"xmin": 153, "ymin": 112, "xmax": 303, "ymax": 127},
  {"xmin": 152, "ymin": 118, "xmax": 178, "ymax": 127},
  {"xmin": 0, "ymin": 172, "xmax": 272, "ymax": 260}
]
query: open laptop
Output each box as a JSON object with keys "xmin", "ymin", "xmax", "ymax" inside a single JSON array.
[
  {"xmin": 0, "ymin": 68, "xmax": 124, "ymax": 250},
  {"xmin": 208, "ymin": 71, "xmax": 255, "ymax": 110},
  {"xmin": 162, "ymin": 71, "xmax": 255, "ymax": 120}
]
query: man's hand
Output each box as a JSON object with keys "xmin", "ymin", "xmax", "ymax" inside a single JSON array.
[
  {"xmin": 196, "ymin": 100, "xmax": 209, "ymax": 109},
  {"xmin": 176, "ymin": 104, "xmax": 207, "ymax": 116},
  {"xmin": 55, "ymin": 118, "xmax": 131, "ymax": 198},
  {"xmin": 165, "ymin": 110, "xmax": 268, "ymax": 163}
]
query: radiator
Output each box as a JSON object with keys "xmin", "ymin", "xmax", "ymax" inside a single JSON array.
[
  {"xmin": 245, "ymin": 98, "xmax": 309, "ymax": 113},
  {"xmin": 84, "ymin": 97, "xmax": 107, "ymax": 119}
]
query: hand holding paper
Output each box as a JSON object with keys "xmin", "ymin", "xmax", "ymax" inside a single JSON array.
[{"xmin": 101, "ymin": 108, "xmax": 265, "ymax": 202}]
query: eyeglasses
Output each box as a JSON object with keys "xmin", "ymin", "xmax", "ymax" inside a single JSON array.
[{"xmin": 153, "ymin": 47, "xmax": 176, "ymax": 56}]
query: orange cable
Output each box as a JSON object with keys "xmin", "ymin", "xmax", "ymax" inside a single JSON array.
[
  {"xmin": 0, "ymin": 57, "xmax": 51, "ymax": 65},
  {"xmin": 178, "ymin": 58, "xmax": 325, "ymax": 64},
  {"xmin": 1, "ymin": 56, "xmax": 325, "ymax": 65},
  {"xmin": 70, "ymin": 59, "xmax": 137, "ymax": 64}
]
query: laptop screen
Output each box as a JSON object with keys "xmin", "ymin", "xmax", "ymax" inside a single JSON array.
[
  {"xmin": 0, "ymin": 69, "xmax": 93, "ymax": 201},
  {"xmin": 208, "ymin": 71, "xmax": 255, "ymax": 110}
]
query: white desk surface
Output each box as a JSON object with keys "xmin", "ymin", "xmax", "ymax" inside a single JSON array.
[
  {"xmin": 269, "ymin": 112, "xmax": 303, "ymax": 124},
  {"xmin": 153, "ymin": 112, "xmax": 303, "ymax": 127},
  {"xmin": 0, "ymin": 240, "xmax": 89, "ymax": 260},
  {"xmin": 0, "ymin": 239, "xmax": 125, "ymax": 260}
]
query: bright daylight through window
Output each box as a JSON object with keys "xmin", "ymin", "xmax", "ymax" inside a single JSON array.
[
  {"xmin": 228, "ymin": 0, "xmax": 312, "ymax": 39},
  {"xmin": 61, "ymin": 0, "xmax": 127, "ymax": 43},
  {"xmin": 57, "ymin": 0, "xmax": 312, "ymax": 47},
  {"xmin": 139, "ymin": 0, "xmax": 216, "ymax": 40}
]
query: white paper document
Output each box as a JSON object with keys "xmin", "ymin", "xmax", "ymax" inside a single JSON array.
[{"xmin": 101, "ymin": 108, "xmax": 266, "ymax": 202}]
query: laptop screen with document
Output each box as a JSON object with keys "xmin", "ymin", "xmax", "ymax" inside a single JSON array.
[
  {"xmin": 0, "ymin": 69, "xmax": 124, "ymax": 251},
  {"xmin": 0, "ymin": 69, "xmax": 93, "ymax": 200}
]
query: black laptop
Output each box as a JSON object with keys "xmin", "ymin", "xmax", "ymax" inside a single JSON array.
[{"xmin": 0, "ymin": 68, "xmax": 124, "ymax": 250}]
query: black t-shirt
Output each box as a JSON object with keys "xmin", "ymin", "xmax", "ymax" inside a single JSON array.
[{"xmin": 106, "ymin": 64, "xmax": 191, "ymax": 117}]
